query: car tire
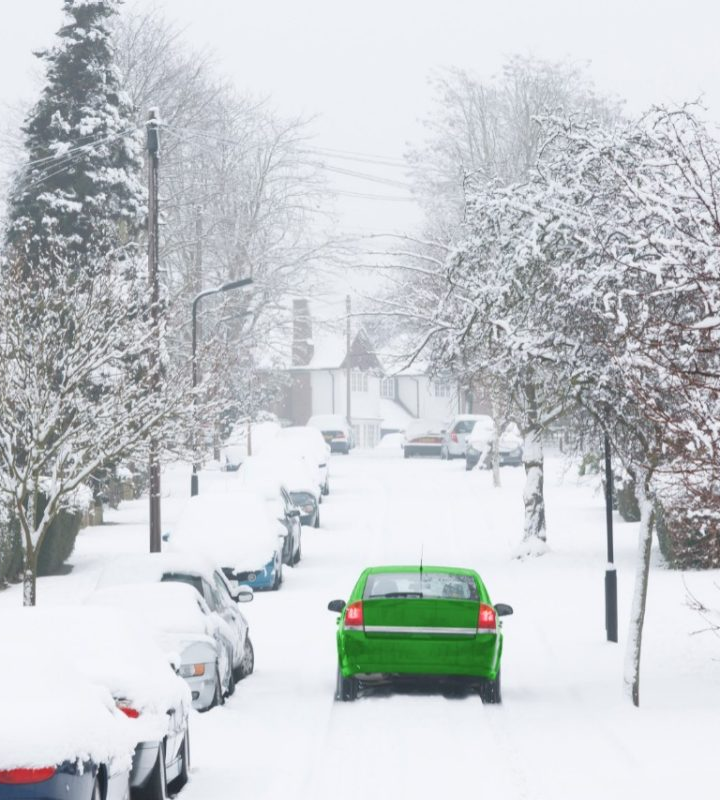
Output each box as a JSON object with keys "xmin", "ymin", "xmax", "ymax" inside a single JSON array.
[
  {"xmin": 465, "ymin": 459, "xmax": 474, "ymax": 471},
  {"xmin": 480, "ymin": 670, "xmax": 502, "ymax": 704},
  {"xmin": 209, "ymin": 667, "xmax": 224, "ymax": 709},
  {"xmin": 314, "ymin": 511, "xmax": 320, "ymax": 528},
  {"xmin": 440, "ymin": 446, "xmax": 448, "ymax": 460},
  {"xmin": 272, "ymin": 566, "xmax": 282, "ymax": 590},
  {"xmin": 403, "ymin": 449, "xmax": 410, "ymax": 459},
  {"xmin": 335, "ymin": 664, "xmax": 358, "ymax": 702},
  {"xmin": 137, "ymin": 741, "xmax": 167, "ymax": 800},
  {"xmin": 237, "ymin": 636, "xmax": 254, "ymax": 679},
  {"xmin": 167, "ymin": 732, "xmax": 190, "ymax": 794},
  {"xmin": 323, "ymin": 481, "xmax": 330, "ymax": 496},
  {"xmin": 91, "ymin": 778, "xmax": 102, "ymax": 800},
  {"xmin": 293, "ymin": 536, "xmax": 302, "ymax": 565},
  {"xmin": 225, "ymin": 662, "xmax": 236, "ymax": 697}
]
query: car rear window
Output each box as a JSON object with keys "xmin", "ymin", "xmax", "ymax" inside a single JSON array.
[
  {"xmin": 290, "ymin": 491, "xmax": 315, "ymax": 506},
  {"xmin": 161, "ymin": 573, "xmax": 203, "ymax": 596},
  {"xmin": 364, "ymin": 572, "xmax": 479, "ymax": 600}
]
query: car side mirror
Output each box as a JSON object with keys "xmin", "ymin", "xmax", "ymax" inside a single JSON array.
[
  {"xmin": 288, "ymin": 508, "xmax": 301, "ymax": 518},
  {"xmin": 234, "ymin": 588, "xmax": 254, "ymax": 603},
  {"xmin": 494, "ymin": 603, "xmax": 513, "ymax": 617},
  {"xmin": 161, "ymin": 531, "xmax": 170, "ymax": 542},
  {"xmin": 327, "ymin": 599, "xmax": 346, "ymax": 613}
]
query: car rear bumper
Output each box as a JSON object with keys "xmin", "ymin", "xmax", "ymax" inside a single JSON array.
[
  {"xmin": 404, "ymin": 444, "xmax": 442, "ymax": 456},
  {"xmin": 0, "ymin": 763, "xmax": 129, "ymax": 800},
  {"xmin": 339, "ymin": 630, "xmax": 501, "ymax": 680}
]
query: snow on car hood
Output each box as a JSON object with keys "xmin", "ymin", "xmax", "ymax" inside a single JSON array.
[
  {"xmin": 168, "ymin": 489, "xmax": 283, "ymax": 569},
  {"xmin": 0, "ymin": 607, "xmax": 190, "ymax": 744},
  {"xmin": 0, "ymin": 640, "xmax": 136, "ymax": 770}
]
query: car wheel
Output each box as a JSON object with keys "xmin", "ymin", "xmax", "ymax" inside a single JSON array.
[
  {"xmin": 335, "ymin": 664, "xmax": 358, "ymax": 702},
  {"xmin": 90, "ymin": 778, "xmax": 102, "ymax": 800},
  {"xmin": 137, "ymin": 741, "xmax": 167, "ymax": 800},
  {"xmin": 480, "ymin": 670, "xmax": 502, "ymax": 704},
  {"xmin": 465, "ymin": 459, "xmax": 473, "ymax": 471},
  {"xmin": 314, "ymin": 511, "xmax": 320, "ymax": 528},
  {"xmin": 237, "ymin": 637, "xmax": 254, "ymax": 679},
  {"xmin": 225, "ymin": 662, "xmax": 236, "ymax": 697},
  {"xmin": 272, "ymin": 567, "xmax": 282, "ymax": 590},
  {"xmin": 209, "ymin": 667, "xmax": 224, "ymax": 709},
  {"xmin": 440, "ymin": 446, "xmax": 448, "ymax": 460},
  {"xmin": 323, "ymin": 481, "xmax": 330, "ymax": 496},
  {"xmin": 293, "ymin": 536, "xmax": 302, "ymax": 565},
  {"xmin": 403, "ymin": 449, "xmax": 410, "ymax": 459},
  {"xmin": 167, "ymin": 732, "xmax": 190, "ymax": 794}
]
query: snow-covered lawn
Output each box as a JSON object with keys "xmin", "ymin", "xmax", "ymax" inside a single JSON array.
[{"xmin": 2, "ymin": 450, "xmax": 718, "ymax": 798}]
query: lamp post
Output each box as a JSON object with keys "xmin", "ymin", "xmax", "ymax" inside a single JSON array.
[
  {"xmin": 191, "ymin": 277, "xmax": 253, "ymax": 496},
  {"xmin": 604, "ymin": 431, "xmax": 618, "ymax": 642}
]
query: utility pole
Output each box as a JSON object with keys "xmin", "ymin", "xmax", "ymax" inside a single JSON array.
[
  {"xmin": 147, "ymin": 109, "xmax": 162, "ymax": 552},
  {"xmin": 345, "ymin": 294, "xmax": 352, "ymax": 429}
]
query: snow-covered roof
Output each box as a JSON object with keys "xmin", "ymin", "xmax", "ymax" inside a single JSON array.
[
  {"xmin": 96, "ymin": 552, "xmax": 226, "ymax": 591},
  {"xmin": 379, "ymin": 399, "xmax": 414, "ymax": 431}
]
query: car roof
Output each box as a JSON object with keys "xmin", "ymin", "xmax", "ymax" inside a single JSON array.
[{"xmin": 363, "ymin": 565, "xmax": 480, "ymax": 577}]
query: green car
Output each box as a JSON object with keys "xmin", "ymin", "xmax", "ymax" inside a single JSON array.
[{"xmin": 328, "ymin": 565, "xmax": 513, "ymax": 703}]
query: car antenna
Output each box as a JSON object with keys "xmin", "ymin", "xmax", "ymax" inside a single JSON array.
[{"xmin": 419, "ymin": 545, "xmax": 423, "ymax": 576}]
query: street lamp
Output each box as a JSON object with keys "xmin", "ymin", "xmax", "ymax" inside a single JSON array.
[
  {"xmin": 191, "ymin": 277, "xmax": 253, "ymax": 496},
  {"xmin": 603, "ymin": 431, "xmax": 618, "ymax": 642}
]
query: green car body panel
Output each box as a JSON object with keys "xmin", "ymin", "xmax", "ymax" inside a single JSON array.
[{"xmin": 336, "ymin": 565, "xmax": 504, "ymax": 681}]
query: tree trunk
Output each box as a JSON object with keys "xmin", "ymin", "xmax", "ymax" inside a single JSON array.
[
  {"xmin": 522, "ymin": 424, "xmax": 547, "ymax": 547},
  {"xmin": 23, "ymin": 565, "xmax": 36, "ymax": 607},
  {"xmin": 491, "ymin": 426, "xmax": 501, "ymax": 488},
  {"xmin": 623, "ymin": 473, "xmax": 654, "ymax": 707}
]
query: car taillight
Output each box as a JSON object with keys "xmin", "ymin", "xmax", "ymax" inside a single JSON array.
[
  {"xmin": 336, "ymin": 432, "xmax": 346, "ymax": 439},
  {"xmin": 451, "ymin": 432, "xmax": 458, "ymax": 443},
  {"xmin": 117, "ymin": 703, "xmax": 141, "ymax": 718},
  {"xmin": 344, "ymin": 600, "xmax": 363, "ymax": 630},
  {"xmin": 478, "ymin": 604, "xmax": 497, "ymax": 631},
  {"xmin": 0, "ymin": 768, "xmax": 56, "ymax": 785}
]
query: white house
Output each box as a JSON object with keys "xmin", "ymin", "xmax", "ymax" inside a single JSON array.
[{"xmin": 281, "ymin": 300, "xmax": 464, "ymax": 446}]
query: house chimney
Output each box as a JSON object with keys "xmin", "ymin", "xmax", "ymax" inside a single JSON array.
[{"xmin": 292, "ymin": 299, "xmax": 314, "ymax": 366}]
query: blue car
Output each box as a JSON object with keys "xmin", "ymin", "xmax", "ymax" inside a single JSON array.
[{"xmin": 225, "ymin": 554, "xmax": 282, "ymax": 592}]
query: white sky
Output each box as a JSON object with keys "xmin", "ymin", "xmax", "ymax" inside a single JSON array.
[{"xmin": 1, "ymin": 0, "xmax": 719, "ymax": 235}]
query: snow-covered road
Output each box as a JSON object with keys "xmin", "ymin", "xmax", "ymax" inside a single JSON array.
[{"xmin": 3, "ymin": 449, "xmax": 718, "ymax": 798}]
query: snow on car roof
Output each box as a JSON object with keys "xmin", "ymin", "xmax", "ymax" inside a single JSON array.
[
  {"xmin": 240, "ymin": 454, "xmax": 318, "ymax": 496},
  {"xmin": 306, "ymin": 414, "xmax": 349, "ymax": 430},
  {"xmin": 404, "ymin": 418, "xmax": 446, "ymax": 438},
  {"xmin": 0, "ymin": 637, "xmax": 136, "ymax": 770},
  {"xmin": 168, "ymin": 489, "xmax": 283, "ymax": 568},
  {"xmin": 1, "ymin": 607, "xmax": 189, "ymax": 744},
  {"xmin": 96, "ymin": 551, "xmax": 224, "ymax": 590},
  {"xmin": 86, "ymin": 582, "xmax": 211, "ymax": 639}
]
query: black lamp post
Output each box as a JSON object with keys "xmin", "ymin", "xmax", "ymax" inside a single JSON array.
[
  {"xmin": 604, "ymin": 431, "xmax": 618, "ymax": 642},
  {"xmin": 191, "ymin": 277, "xmax": 253, "ymax": 496}
]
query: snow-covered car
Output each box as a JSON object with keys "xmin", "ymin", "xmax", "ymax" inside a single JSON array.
[
  {"xmin": 87, "ymin": 582, "xmax": 236, "ymax": 711},
  {"xmin": 96, "ymin": 552, "xmax": 255, "ymax": 684},
  {"xmin": 268, "ymin": 426, "xmax": 331, "ymax": 497},
  {"xmin": 440, "ymin": 414, "xmax": 494, "ymax": 460},
  {"xmin": 1, "ymin": 607, "xmax": 191, "ymax": 800},
  {"xmin": 402, "ymin": 418, "xmax": 446, "ymax": 458},
  {"xmin": 280, "ymin": 458, "xmax": 323, "ymax": 527},
  {"xmin": 307, "ymin": 413, "xmax": 354, "ymax": 454},
  {"xmin": 237, "ymin": 456, "xmax": 303, "ymax": 565},
  {"xmin": 466, "ymin": 421, "xmax": 523, "ymax": 470},
  {"xmin": 167, "ymin": 490, "xmax": 287, "ymax": 591},
  {"xmin": 0, "ymin": 636, "xmax": 134, "ymax": 800},
  {"xmin": 219, "ymin": 419, "xmax": 281, "ymax": 471}
]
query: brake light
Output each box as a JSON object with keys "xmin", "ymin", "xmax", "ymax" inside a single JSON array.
[
  {"xmin": 451, "ymin": 432, "xmax": 458, "ymax": 443},
  {"xmin": 478, "ymin": 604, "xmax": 497, "ymax": 631},
  {"xmin": 0, "ymin": 768, "xmax": 56, "ymax": 785},
  {"xmin": 344, "ymin": 600, "xmax": 363, "ymax": 630},
  {"xmin": 117, "ymin": 703, "xmax": 140, "ymax": 718}
]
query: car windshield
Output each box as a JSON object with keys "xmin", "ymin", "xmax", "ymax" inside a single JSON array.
[{"xmin": 364, "ymin": 572, "xmax": 478, "ymax": 600}]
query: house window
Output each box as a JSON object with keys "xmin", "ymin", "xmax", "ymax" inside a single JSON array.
[
  {"xmin": 434, "ymin": 380, "xmax": 451, "ymax": 398},
  {"xmin": 351, "ymin": 370, "xmax": 368, "ymax": 392},
  {"xmin": 380, "ymin": 377, "xmax": 395, "ymax": 399}
]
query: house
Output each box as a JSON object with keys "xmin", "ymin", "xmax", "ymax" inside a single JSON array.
[{"xmin": 280, "ymin": 300, "xmax": 466, "ymax": 446}]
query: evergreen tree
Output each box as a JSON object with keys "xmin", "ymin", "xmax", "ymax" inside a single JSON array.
[{"xmin": 6, "ymin": 0, "xmax": 144, "ymax": 269}]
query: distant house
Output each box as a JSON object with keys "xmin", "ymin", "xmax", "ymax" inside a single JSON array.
[{"xmin": 280, "ymin": 300, "xmax": 466, "ymax": 446}]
